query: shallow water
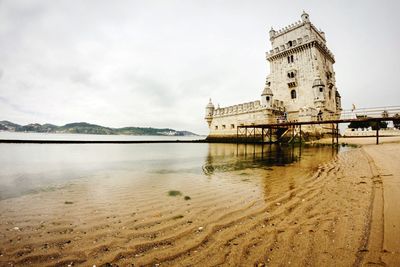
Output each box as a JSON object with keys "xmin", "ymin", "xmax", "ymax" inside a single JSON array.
[{"xmin": 0, "ymin": 142, "xmax": 340, "ymax": 200}]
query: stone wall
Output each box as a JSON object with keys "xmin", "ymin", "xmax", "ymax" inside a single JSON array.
[{"xmin": 208, "ymin": 102, "xmax": 279, "ymax": 139}]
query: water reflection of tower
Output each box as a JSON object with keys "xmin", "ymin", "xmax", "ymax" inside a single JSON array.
[
  {"xmin": 202, "ymin": 146, "xmax": 215, "ymax": 176},
  {"xmin": 202, "ymin": 143, "xmax": 303, "ymax": 176}
]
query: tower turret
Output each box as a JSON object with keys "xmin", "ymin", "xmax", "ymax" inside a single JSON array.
[
  {"xmin": 269, "ymin": 27, "xmax": 276, "ymax": 40},
  {"xmin": 261, "ymin": 81, "xmax": 273, "ymax": 108},
  {"xmin": 205, "ymin": 98, "xmax": 215, "ymax": 127},
  {"xmin": 301, "ymin": 11, "xmax": 310, "ymax": 23},
  {"xmin": 313, "ymin": 74, "xmax": 325, "ymax": 109}
]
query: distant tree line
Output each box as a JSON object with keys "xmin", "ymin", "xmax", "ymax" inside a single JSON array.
[{"xmin": 394, "ymin": 113, "xmax": 400, "ymax": 129}]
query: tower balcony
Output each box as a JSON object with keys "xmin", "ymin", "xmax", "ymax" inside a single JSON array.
[{"xmin": 287, "ymin": 77, "xmax": 297, "ymax": 88}]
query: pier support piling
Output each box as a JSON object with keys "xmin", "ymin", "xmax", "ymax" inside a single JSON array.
[
  {"xmin": 336, "ymin": 123, "xmax": 339, "ymax": 144},
  {"xmin": 376, "ymin": 125, "xmax": 380, "ymax": 145}
]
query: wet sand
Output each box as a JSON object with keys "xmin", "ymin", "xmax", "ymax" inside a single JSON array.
[{"xmin": 0, "ymin": 142, "xmax": 399, "ymax": 266}]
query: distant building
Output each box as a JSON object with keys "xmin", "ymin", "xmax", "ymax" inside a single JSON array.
[{"xmin": 205, "ymin": 12, "xmax": 342, "ymax": 140}]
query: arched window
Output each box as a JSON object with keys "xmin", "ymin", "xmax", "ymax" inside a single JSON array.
[
  {"xmin": 288, "ymin": 41, "xmax": 292, "ymax": 47},
  {"xmin": 319, "ymin": 87, "xmax": 323, "ymax": 93},
  {"xmin": 291, "ymin": 55, "xmax": 294, "ymax": 62},
  {"xmin": 266, "ymin": 96, "xmax": 270, "ymax": 101},
  {"xmin": 291, "ymin": 90, "xmax": 297, "ymax": 99}
]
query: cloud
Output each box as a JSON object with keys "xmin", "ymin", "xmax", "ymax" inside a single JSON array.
[{"xmin": 0, "ymin": 0, "xmax": 399, "ymax": 135}]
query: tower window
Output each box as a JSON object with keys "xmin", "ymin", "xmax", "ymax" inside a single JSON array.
[
  {"xmin": 288, "ymin": 41, "xmax": 292, "ymax": 47},
  {"xmin": 319, "ymin": 87, "xmax": 323, "ymax": 93},
  {"xmin": 287, "ymin": 55, "xmax": 294, "ymax": 63},
  {"xmin": 215, "ymin": 126, "xmax": 218, "ymax": 130},
  {"xmin": 287, "ymin": 71, "xmax": 296, "ymax": 78},
  {"xmin": 291, "ymin": 90, "xmax": 297, "ymax": 99},
  {"xmin": 222, "ymin": 125, "xmax": 226, "ymax": 129},
  {"xmin": 266, "ymin": 96, "xmax": 270, "ymax": 101},
  {"xmin": 329, "ymin": 90, "xmax": 332, "ymax": 99},
  {"xmin": 231, "ymin": 124, "xmax": 235, "ymax": 129}
]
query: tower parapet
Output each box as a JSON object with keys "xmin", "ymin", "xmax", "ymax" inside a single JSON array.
[
  {"xmin": 273, "ymin": 20, "xmax": 303, "ymax": 38},
  {"xmin": 265, "ymin": 12, "xmax": 331, "ymax": 63}
]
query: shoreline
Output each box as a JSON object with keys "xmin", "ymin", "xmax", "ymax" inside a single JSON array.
[{"xmin": 1, "ymin": 135, "xmax": 399, "ymax": 144}]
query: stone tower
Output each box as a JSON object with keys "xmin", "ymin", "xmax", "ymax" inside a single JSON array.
[
  {"xmin": 266, "ymin": 11, "xmax": 341, "ymax": 121},
  {"xmin": 204, "ymin": 12, "xmax": 342, "ymax": 140}
]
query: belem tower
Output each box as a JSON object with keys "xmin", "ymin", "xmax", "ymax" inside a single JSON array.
[{"xmin": 205, "ymin": 12, "xmax": 342, "ymax": 140}]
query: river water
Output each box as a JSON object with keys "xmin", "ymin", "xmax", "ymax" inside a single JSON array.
[
  {"xmin": 0, "ymin": 132, "xmax": 341, "ymax": 200},
  {"xmin": 0, "ymin": 131, "xmax": 206, "ymax": 141}
]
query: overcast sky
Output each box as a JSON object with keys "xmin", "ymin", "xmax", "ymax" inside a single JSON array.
[{"xmin": 0, "ymin": 0, "xmax": 399, "ymax": 134}]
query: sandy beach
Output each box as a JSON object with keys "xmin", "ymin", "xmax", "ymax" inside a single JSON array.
[{"xmin": 0, "ymin": 139, "xmax": 399, "ymax": 266}]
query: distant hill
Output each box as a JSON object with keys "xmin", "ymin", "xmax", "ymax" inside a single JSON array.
[{"xmin": 0, "ymin": 121, "xmax": 198, "ymax": 136}]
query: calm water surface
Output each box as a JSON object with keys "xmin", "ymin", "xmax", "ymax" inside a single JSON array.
[{"xmin": 0, "ymin": 140, "xmax": 343, "ymax": 200}]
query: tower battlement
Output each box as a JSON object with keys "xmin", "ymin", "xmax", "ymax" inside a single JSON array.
[
  {"xmin": 266, "ymin": 38, "xmax": 335, "ymax": 63},
  {"xmin": 212, "ymin": 99, "xmax": 285, "ymax": 118},
  {"xmin": 272, "ymin": 21, "xmax": 326, "ymax": 41},
  {"xmin": 271, "ymin": 20, "xmax": 303, "ymax": 37}
]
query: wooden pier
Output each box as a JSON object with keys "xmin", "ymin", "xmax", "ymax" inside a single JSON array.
[{"xmin": 237, "ymin": 106, "xmax": 400, "ymax": 145}]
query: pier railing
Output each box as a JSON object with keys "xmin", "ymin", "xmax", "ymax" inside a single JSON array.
[
  {"xmin": 329, "ymin": 106, "xmax": 400, "ymax": 121},
  {"xmin": 292, "ymin": 106, "xmax": 400, "ymax": 122}
]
